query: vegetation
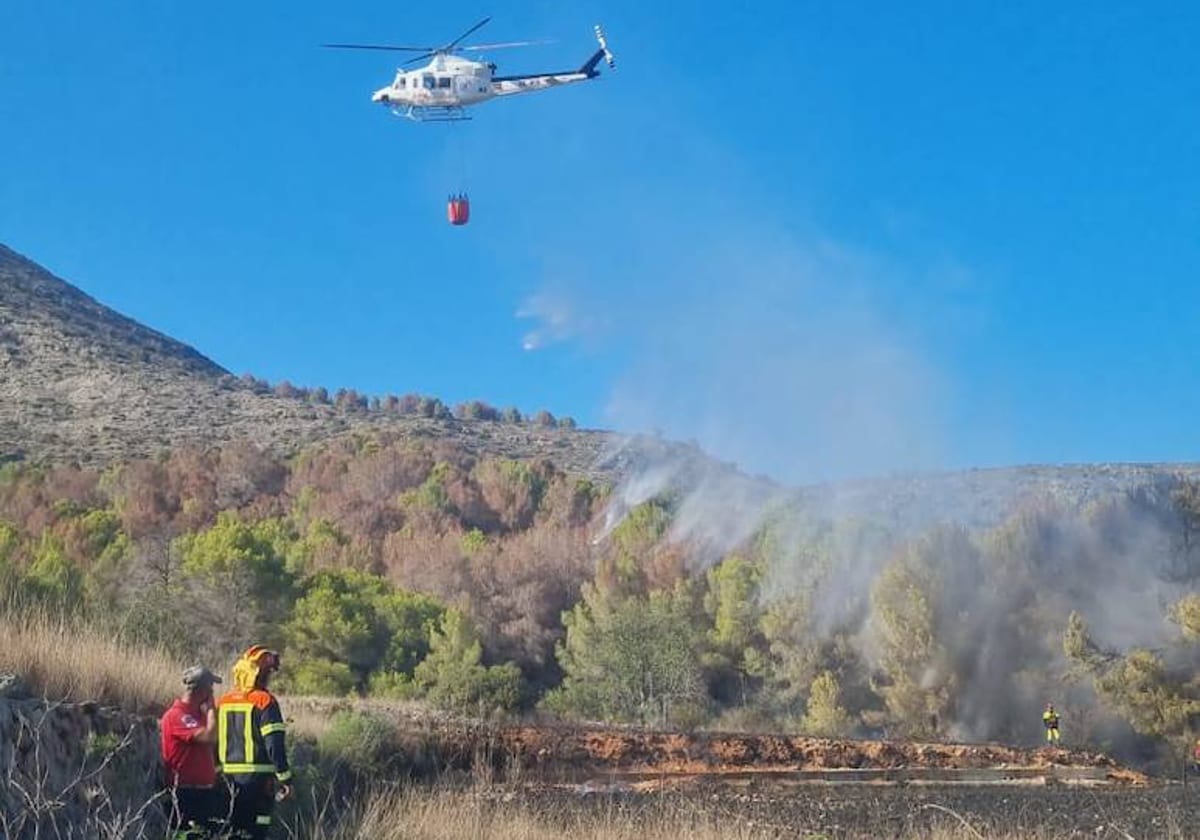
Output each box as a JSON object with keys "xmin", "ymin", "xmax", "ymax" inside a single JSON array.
[
  {"xmin": 0, "ymin": 600, "xmax": 178, "ymax": 711},
  {"xmin": 316, "ymin": 710, "xmax": 403, "ymax": 777},
  {"xmin": 3, "ymin": 436, "xmax": 1200, "ymax": 768}
]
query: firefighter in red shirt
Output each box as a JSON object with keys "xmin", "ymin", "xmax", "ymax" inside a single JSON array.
[
  {"xmin": 217, "ymin": 646, "xmax": 292, "ymax": 839},
  {"xmin": 160, "ymin": 665, "xmax": 222, "ymax": 839}
]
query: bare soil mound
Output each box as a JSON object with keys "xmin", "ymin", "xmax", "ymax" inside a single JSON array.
[
  {"xmin": 476, "ymin": 725, "xmax": 1140, "ymax": 781},
  {"xmin": 286, "ymin": 699, "xmax": 1144, "ymax": 785}
]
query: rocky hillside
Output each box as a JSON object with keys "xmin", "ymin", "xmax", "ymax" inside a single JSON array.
[
  {"xmin": 0, "ymin": 244, "xmax": 627, "ymax": 475},
  {"xmin": 3, "ymin": 242, "xmax": 1199, "ymax": 528}
]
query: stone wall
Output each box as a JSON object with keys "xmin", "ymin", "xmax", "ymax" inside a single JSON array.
[{"xmin": 0, "ymin": 675, "xmax": 162, "ymax": 838}]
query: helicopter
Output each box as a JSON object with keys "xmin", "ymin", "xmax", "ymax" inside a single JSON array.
[{"xmin": 323, "ymin": 17, "xmax": 615, "ymax": 122}]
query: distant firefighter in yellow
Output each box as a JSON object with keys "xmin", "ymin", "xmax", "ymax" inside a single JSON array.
[{"xmin": 1042, "ymin": 703, "xmax": 1061, "ymax": 743}]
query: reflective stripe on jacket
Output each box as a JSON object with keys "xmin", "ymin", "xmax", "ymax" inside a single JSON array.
[{"xmin": 217, "ymin": 688, "xmax": 292, "ymax": 781}]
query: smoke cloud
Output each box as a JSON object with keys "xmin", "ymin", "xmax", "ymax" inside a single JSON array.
[{"xmin": 519, "ymin": 183, "xmax": 1196, "ymax": 748}]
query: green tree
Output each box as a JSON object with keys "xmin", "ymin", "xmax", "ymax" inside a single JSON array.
[
  {"xmin": 460, "ymin": 528, "xmax": 488, "ymax": 556},
  {"xmin": 398, "ymin": 462, "xmax": 453, "ymax": 514},
  {"xmin": 870, "ymin": 540, "xmax": 955, "ymax": 738},
  {"xmin": 23, "ymin": 534, "xmax": 85, "ymax": 609},
  {"xmin": 597, "ymin": 500, "xmax": 672, "ymax": 597},
  {"xmin": 547, "ymin": 583, "xmax": 704, "ymax": 726},
  {"xmin": 285, "ymin": 569, "xmax": 445, "ymax": 693},
  {"xmin": 286, "ymin": 518, "xmax": 350, "ymax": 575},
  {"xmin": 414, "ymin": 608, "xmax": 522, "ymax": 713},
  {"xmin": 703, "ymin": 555, "xmax": 765, "ymax": 704},
  {"xmin": 1064, "ymin": 608, "xmax": 1200, "ymax": 751},
  {"xmin": 375, "ymin": 588, "xmax": 446, "ymax": 675},
  {"xmin": 176, "ymin": 513, "xmax": 297, "ymax": 655},
  {"xmin": 753, "ymin": 594, "xmax": 820, "ymax": 715},
  {"xmin": 289, "ymin": 657, "xmax": 358, "ymax": 696},
  {"xmin": 705, "ymin": 555, "xmax": 764, "ymax": 657},
  {"xmin": 70, "ymin": 509, "xmax": 131, "ymax": 606},
  {"xmin": 801, "ymin": 670, "xmax": 854, "ymax": 737}
]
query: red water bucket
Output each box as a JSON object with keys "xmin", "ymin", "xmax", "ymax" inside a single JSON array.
[{"xmin": 447, "ymin": 195, "xmax": 470, "ymax": 226}]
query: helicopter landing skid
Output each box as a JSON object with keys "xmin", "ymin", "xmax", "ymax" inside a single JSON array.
[{"xmin": 393, "ymin": 105, "xmax": 472, "ymax": 122}]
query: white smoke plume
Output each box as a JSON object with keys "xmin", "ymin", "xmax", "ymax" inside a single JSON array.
[{"xmin": 557, "ymin": 224, "xmax": 1199, "ymax": 747}]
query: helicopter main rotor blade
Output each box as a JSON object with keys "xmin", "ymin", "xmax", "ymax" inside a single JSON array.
[
  {"xmin": 321, "ymin": 42, "xmax": 436, "ymax": 52},
  {"xmin": 458, "ymin": 39, "xmax": 557, "ymax": 52},
  {"xmin": 442, "ymin": 16, "xmax": 492, "ymax": 52},
  {"xmin": 401, "ymin": 52, "xmax": 437, "ymax": 66}
]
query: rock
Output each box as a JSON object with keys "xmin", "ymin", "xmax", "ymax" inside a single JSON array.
[{"xmin": 0, "ymin": 673, "xmax": 31, "ymax": 700}]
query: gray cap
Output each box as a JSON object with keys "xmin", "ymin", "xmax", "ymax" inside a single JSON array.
[{"xmin": 182, "ymin": 666, "xmax": 222, "ymax": 689}]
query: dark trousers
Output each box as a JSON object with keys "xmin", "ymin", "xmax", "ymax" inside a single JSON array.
[
  {"xmin": 164, "ymin": 786, "xmax": 220, "ymax": 839},
  {"xmin": 227, "ymin": 775, "xmax": 277, "ymax": 840}
]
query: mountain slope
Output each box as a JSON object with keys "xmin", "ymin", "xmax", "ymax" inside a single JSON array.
[
  {"xmin": 0, "ymin": 244, "xmax": 619, "ymax": 471},
  {"xmin": 4, "ymin": 242, "xmax": 1200, "ymax": 530},
  {"xmin": 0, "ymin": 244, "xmax": 225, "ymax": 379}
]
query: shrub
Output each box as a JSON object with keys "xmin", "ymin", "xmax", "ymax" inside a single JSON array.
[
  {"xmin": 367, "ymin": 670, "xmax": 421, "ymax": 700},
  {"xmin": 287, "ymin": 657, "xmax": 358, "ymax": 696},
  {"xmin": 317, "ymin": 711, "xmax": 398, "ymax": 777},
  {"xmin": 454, "ymin": 401, "xmax": 500, "ymax": 422}
]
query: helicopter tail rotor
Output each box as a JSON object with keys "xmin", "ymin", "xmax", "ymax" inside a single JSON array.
[
  {"xmin": 594, "ymin": 25, "xmax": 615, "ymax": 70},
  {"xmin": 579, "ymin": 25, "xmax": 616, "ymax": 77}
]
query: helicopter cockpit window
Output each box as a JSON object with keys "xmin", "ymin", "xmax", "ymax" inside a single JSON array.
[
  {"xmin": 423, "ymin": 75, "xmax": 435, "ymax": 90},
  {"xmin": 397, "ymin": 78, "xmax": 407, "ymax": 89},
  {"xmin": 437, "ymin": 77, "xmax": 452, "ymax": 89}
]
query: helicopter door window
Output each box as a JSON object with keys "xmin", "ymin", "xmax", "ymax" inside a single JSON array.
[
  {"xmin": 437, "ymin": 77, "xmax": 452, "ymax": 89},
  {"xmin": 397, "ymin": 78, "xmax": 406, "ymax": 89},
  {"xmin": 423, "ymin": 75, "xmax": 435, "ymax": 90}
]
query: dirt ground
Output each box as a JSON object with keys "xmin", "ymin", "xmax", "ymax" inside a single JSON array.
[
  {"xmin": 382, "ymin": 716, "xmax": 1145, "ymax": 786},
  {"xmin": 289, "ymin": 697, "xmax": 1147, "ymax": 787},
  {"xmin": 485, "ymin": 725, "xmax": 1130, "ymax": 776}
]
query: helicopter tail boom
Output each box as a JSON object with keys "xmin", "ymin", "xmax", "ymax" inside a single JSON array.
[{"xmin": 491, "ymin": 23, "xmax": 614, "ymax": 95}]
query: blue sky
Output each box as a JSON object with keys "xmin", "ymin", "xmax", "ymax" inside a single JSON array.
[{"xmin": 2, "ymin": 1, "xmax": 1198, "ymax": 482}]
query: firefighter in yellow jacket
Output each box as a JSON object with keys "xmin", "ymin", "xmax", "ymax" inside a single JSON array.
[
  {"xmin": 1042, "ymin": 702, "xmax": 1061, "ymax": 744},
  {"xmin": 217, "ymin": 646, "xmax": 292, "ymax": 839}
]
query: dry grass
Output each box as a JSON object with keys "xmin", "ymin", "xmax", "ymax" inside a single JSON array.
[
  {"xmin": 0, "ymin": 603, "xmax": 180, "ymax": 711},
  {"xmin": 345, "ymin": 792, "xmax": 775, "ymax": 840},
  {"xmin": 292, "ymin": 788, "xmax": 1187, "ymax": 840},
  {"xmin": 298, "ymin": 789, "xmax": 803, "ymax": 840}
]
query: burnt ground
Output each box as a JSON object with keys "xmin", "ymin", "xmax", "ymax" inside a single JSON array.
[{"xmin": 497, "ymin": 784, "xmax": 1200, "ymax": 839}]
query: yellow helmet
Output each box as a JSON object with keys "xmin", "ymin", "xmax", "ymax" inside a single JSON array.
[{"xmin": 232, "ymin": 645, "xmax": 281, "ymax": 691}]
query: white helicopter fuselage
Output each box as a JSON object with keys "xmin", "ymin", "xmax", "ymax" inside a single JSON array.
[
  {"xmin": 373, "ymin": 55, "xmax": 497, "ymax": 109},
  {"xmin": 368, "ymin": 26, "xmax": 614, "ymax": 121}
]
